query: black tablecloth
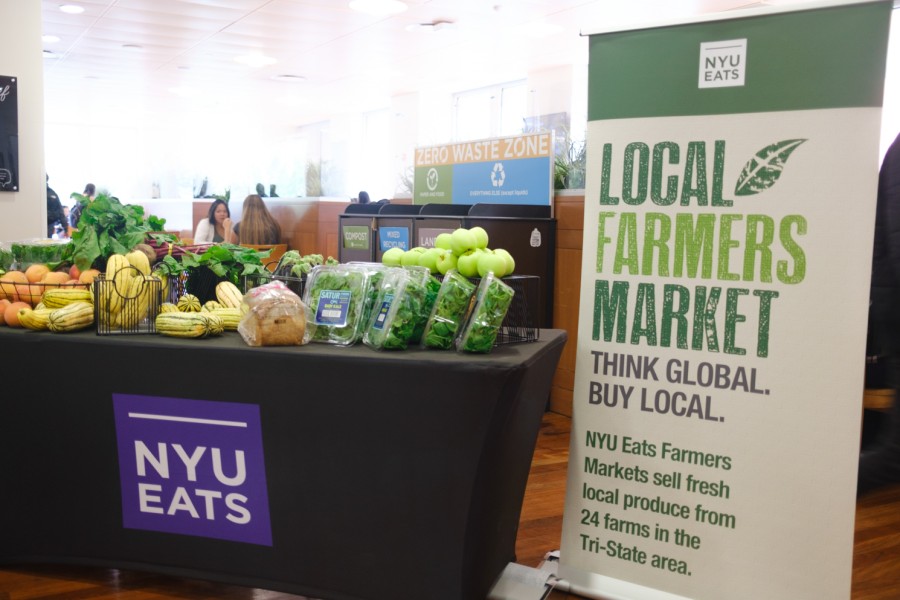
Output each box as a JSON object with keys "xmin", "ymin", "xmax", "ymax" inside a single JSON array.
[{"xmin": 0, "ymin": 328, "xmax": 566, "ymax": 600}]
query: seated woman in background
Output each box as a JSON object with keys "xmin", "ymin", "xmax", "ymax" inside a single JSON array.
[
  {"xmin": 194, "ymin": 199, "xmax": 235, "ymax": 243},
  {"xmin": 233, "ymin": 194, "xmax": 281, "ymax": 245}
]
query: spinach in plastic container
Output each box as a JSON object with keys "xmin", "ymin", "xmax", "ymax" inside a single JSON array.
[
  {"xmin": 422, "ymin": 269, "xmax": 476, "ymax": 350},
  {"xmin": 302, "ymin": 264, "xmax": 370, "ymax": 345},
  {"xmin": 0, "ymin": 245, "xmax": 12, "ymax": 272},
  {"xmin": 402, "ymin": 266, "xmax": 440, "ymax": 345},
  {"xmin": 362, "ymin": 268, "xmax": 426, "ymax": 350},
  {"xmin": 456, "ymin": 273, "xmax": 515, "ymax": 353},
  {"xmin": 348, "ymin": 262, "xmax": 392, "ymax": 330}
]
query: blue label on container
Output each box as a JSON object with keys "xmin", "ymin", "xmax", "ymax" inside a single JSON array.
[
  {"xmin": 315, "ymin": 290, "xmax": 351, "ymax": 326},
  {"xmin": 374, "ymin": 292, "xmax": 394, "ymax": 330}
]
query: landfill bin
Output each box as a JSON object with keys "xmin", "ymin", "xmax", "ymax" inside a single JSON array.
[
  {"xmin": 465, "ymin": 204, "xmax": 555, "ymax": 328},
  {"xmin": 338, "ymin": 203, "xmax": 379, "ymax": 263},
  {"xmin": 414, "ymin": 203, "xmax": 470, "ymax": 248}
]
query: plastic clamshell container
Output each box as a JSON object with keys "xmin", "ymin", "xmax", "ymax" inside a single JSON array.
[
  {"xmin": 421, "ymin": 269, "xmax": 477, "ymax": 350},
  {"xmin": 347, "ymin": 262, "xmax": 393, "ymax": 329},
  {"xmin": 401, "ymin": 265, "xmax": 441, "ymax": 345},
  {"xmin": 362, "ymin": 267, "xmax": 427, "ymax": 351},
  {"xmin": 302, "ymin": 263, "xmax": 371, "ymax": 346},
  {"xmin": 10, "ymin": 238, "xmax": 72, "ymax": 269},
  {"xmin": 0, "ymin": 242, "xmax": 12, "ymax": 271},
  {"xmin": 456, "ymin": 273, "xmax": 515, "ymax": 354}
]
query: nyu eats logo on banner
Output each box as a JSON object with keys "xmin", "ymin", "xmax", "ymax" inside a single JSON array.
[
  {"xmin": 113, "ymin": 394, "xmax": 272, "ymax": 546},
  {"xmin": 699, "ymin": 38, "xmax": 747, "ymax": 88}
]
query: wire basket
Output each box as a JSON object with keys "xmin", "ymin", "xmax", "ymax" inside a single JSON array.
[
  {"xmin": 182, "ymin": 266, "xmax": 227, "ymax": 304},
  {"xmin": 93, "ymin": 266, "xmax": 162, "ymax": 334},
  {"xmin": 243, "ymin": 271, "xmax": 306, "ymax": 298},
  {"xmin": 494, "ymin": 275, "xmax": 540, "ymax": 345},
  {"xmin": 0, "ymin": 278, "xmax": 90, "ymax": 307}
]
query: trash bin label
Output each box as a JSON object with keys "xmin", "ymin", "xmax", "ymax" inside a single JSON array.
[
  {"xmin": 342, "ymin": 225, "xmax": 370, "ymax": 250},
  {"xmin": 379, "ymin": 227, "xmax": 410, "ymax": 251}
]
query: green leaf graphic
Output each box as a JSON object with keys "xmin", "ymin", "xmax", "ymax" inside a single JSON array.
[{"xmin": 734, "ymin": 139, "xmax": 807, "ymax": 196}]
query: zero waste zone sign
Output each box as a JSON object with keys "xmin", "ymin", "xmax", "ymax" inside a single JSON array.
[
  {"xmin": 413, "ymin": 132, "xmax": 553, "ymax": 205},
  {"xmin": 113, "ymin": 394, "xmax": 272, "ymax": 546},
  {"xmin": 560, "ymin": 3, "xmax": 892, "ymax": 600}
]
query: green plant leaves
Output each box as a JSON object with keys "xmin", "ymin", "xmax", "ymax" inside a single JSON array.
[{"xmin": 734, "ymin": 139, "xmax": 807, "ymax": 196}]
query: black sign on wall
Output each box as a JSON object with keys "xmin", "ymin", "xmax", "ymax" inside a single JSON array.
[{"xmin": 0, "ymin": 75, "xmax": 18, "ymax": 192}]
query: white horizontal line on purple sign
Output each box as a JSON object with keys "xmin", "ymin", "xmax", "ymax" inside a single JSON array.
[{"xmin": 127, "ymin": 412, "xmax": 248, "ymax": 428}]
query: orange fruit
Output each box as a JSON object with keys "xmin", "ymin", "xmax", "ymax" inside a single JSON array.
[
  {"xmin": 19, "ymin": 284, "xmax": 45, "ymax": 307},
  {"xmin": 79, "ymin": 269, "xmax": 101, "ymax": 284},
  {"xmin": 41, "ymin": 271, "xmax": 69, "ymax": 285},
  {"xmin": 4, "ymin": 301, "xmax": 30, "ymax": 327},
  {"xmin": 0, "ymin": 271, "xmax": 28, "ymax": 302},
  {"xmin": 25, "ymin": 264, "xmax": 50, "ymax": 283}
]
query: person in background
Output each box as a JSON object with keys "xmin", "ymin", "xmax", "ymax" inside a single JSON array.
[
  {"xmin": 69, "ymin": 182, "xmax": 96, "ymax": 229},
  {"xmin": 358, "ymin": 190, "xmax": 371, "ymax": 204},
  {"xmin": 193, "ymin": 199, "xmax": 234, "ymax": 244},
  {"xmin": 858, "ymin": 130, "xmax": 900, "ymax": 496},
  {"xmin": 232, "ymin": 194, "xmax": 281, "ymax": 245},
  {"xmin": 46, "ymin": 174, "xmax": 65, "ymax": 237}
]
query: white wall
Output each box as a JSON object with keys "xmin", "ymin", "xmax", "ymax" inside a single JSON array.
[{"xmin": 0, "ymin": 2, "xmax": 45, "ymax": 241}]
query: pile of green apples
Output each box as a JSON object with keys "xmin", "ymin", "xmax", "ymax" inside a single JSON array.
[{"xmin": 381, "ymin": 226, "xmax": 516, "ymax": 278}]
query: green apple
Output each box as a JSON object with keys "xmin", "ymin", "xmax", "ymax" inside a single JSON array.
[
  {"xmin": 435, "ymin": 249, "xmax": 458, "ymax": 275},
  {"xmin": 477, "ymin": 250, "xmax": 507, "ymax": 278},
  {"xmin": 434, "ymin": 232, "xmax": 453, "ymax": 250},
  {"xmin": 456, "ymin": 248, "xmax": 483, "ymax": 278},
  {"xmin": 494, "ymin": 248, "xmax": 515, "ymax": 275},
  {"xmin": 450, "ymin": 228, "xmax": 477, "ymax": 256},
  {"xmin": 469, "ymin": 226, "xmax": 489, "ymax": 249},
  {"xmin": 418, "ymin": 247, "xmax": 442, "ymax": 273},
  {"xmin": 400, "ymin": 246, "xmax": 426, "ymax": 266},
  {"xmin": 382, "ymin": 247, "xmax": 405, "ymax": 266}
]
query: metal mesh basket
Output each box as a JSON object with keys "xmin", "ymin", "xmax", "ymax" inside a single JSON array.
[
  {"xmin": 494, "ymin": 275, "xmax": 540, "ymax": 345},
  {"xmin": 93, "ymin": 266, "xmax": 162, "ymax": 334}
]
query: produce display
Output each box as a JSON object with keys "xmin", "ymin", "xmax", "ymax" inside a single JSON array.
[
  {"xmin": 1, "ymin": 227, "xmax": 531, "ymax": 353},
  {"xmin": 380, "ymin": 226, "xmax": 515, "ymax": 279},
  {"xmin": 421, "ymin": 269, "xmax": 477, "ymax": 350},
  {"xmin": 303, "ymin": 264, "xmax": 370, "ymax": 345},
  {"xmin": 456, "ymin": 273, "xmax": 515, "ymax": 353},
  {"xmin": 362, "ymin": 267, "xmax": 427, "ymax": 351}
]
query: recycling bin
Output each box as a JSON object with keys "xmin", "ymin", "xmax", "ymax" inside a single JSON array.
[
  {"xmin": 373, "ymin": 204, "xmax": 423, "ymax": 262},
  {"xmin": 414, "ymin": 204, "xmax": 470, "ymax": 248}
]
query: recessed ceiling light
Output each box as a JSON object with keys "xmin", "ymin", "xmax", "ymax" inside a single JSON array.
[
  {"xmin": 234, "ymin": 53, "xmax": 277, "ymax": 68},
  {"xmin": 59, "ymin": 4, "xmax": 85, "ymax": 14},
  {"xmin": 349, "ymin": 0, "xmax": 408, "ymax": 16},
  {"xmin": 122, "ymin": 43, "xmax": 143, "ymax": 50},
  {"xmin": 272, "ymin": 74, "xmax": 307, "ymax": 82},
  {"xmin": 42, "ymin": 35, "xmax": 61, "ymax": 44}
]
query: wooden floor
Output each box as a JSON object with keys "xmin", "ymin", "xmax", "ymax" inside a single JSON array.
[{"xmin": 2, "ymin": 412, "xmax": 900, "ymax": 599}]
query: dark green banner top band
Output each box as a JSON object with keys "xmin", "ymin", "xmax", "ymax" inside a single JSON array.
[{"xmin": 587, "ymin": 1, "xmax": 892, "ymax": 121}]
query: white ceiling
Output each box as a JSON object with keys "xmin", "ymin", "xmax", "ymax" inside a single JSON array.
[{"xmin": 41, "ymin": 0, "xmax": 807, "ymax": 131}]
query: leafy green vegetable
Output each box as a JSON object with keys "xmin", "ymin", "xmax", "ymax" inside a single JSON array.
[
  {"xmin": 10, "ymin": 239, "xmax": 71, "ymax": 270},
  {"xmin": 458, "ymin": 274, "xmax": 515, "ymax": 353},
  {"xmin": 304, "ymin": 264, "xmax": 370, "ymax": 345},
  {"xmin": 179, "ymin": 243, "xmax": 270, "ymax": 289},
  {"xmin": 274, "ymin": 251, "xmax": 337, "ymax": 278},
  {"xmin": 66, "ymin": 192, "xmax": 165, "ymax": 271},
  {"xmin": 363, "ymin": 268, "xmax": 427, "ymax": 351},
  {"xmin": 422, "ymin": 270, "xmax": 476, "ymax": 350},
  {"xmin": 0, "ymin": 246, "xmax": 12, "ymax": 271},
  {"xmin": 408, "ymin": 273, "xmax": 441, "ymax": 345}
]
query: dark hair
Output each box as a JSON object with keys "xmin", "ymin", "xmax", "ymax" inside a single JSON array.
[
  {"xmin": 239, "ymin": 194, "xmax": 281, "ymax": 244},
  {"xmin": 207, "ymin": 199, "xmax": 230, "ymax": 225},
  {"xmin": 358, "ymin": 191, "xmax": 371, "ymax": 204},
  {"xmin": 83, "ymin": 183, "xmax": 96, "ymax": 196}
]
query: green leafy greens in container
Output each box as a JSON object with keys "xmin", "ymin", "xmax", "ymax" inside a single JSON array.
[
  {"xmin": 303, "ymin": 264, "xmax": 370, "ymax": 345},
  {"xmin": 456, "ymin": 273, "xmax": 515, "ymax": 353},
  {"xmin": 10, "ymin": 238, "xmax": 72, "ymax": 269},
  {"xmin": 362, "ymin": 268, "xmax": 427, "ymax": 351},
  {"xmin": 422, "ymin": 269, "xmax": 475, "ymax": 350}
]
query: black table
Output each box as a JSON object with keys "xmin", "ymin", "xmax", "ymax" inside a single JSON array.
[{"xmin": 0, "ymin": 327, "xmax": 566, "ymax": 600}]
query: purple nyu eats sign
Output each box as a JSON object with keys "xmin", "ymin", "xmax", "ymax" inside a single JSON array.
[{"xmin": 113, "ymin": 394, "xmax": 272, "ymax": 546}]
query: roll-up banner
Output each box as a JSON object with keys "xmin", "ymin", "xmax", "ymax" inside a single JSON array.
[{"xmin": 560, "ymin": 2, "xmax": 892, "ymax": 599}]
